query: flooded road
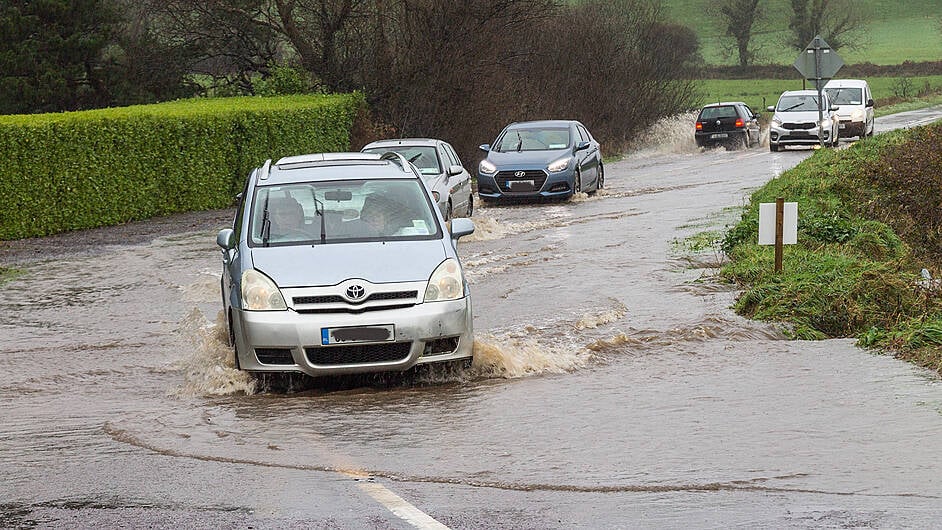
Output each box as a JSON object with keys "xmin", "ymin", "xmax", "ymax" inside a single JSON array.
[{"xmin": 2, "ymin": 108, "xmax": 942, "ymax": 529}]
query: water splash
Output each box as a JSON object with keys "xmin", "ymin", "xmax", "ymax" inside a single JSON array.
[
  {"xmin": 574, "ymin": 302, "xmax": 628, "ymax": 330},
  {"xmin": 174, "ymin": 308, "xmax": 257, "ymax": 396},
  {"xmin": 471, "ymin": 333, "xmax": 596, "ymax": 378},
  {"xmin": 623, "ymin": 111, "xmax": 700, "ymax": 157}
]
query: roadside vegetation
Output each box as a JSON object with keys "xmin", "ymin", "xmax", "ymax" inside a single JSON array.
[{"xmin": 720, "ymin": 122, "xmax": 942, "ymax": 375}]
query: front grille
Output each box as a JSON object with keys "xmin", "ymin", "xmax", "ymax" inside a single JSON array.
[
  {"xmin": 255, "ymin": 348, "xmax": 295, "ymax": 365},
  {"xmin": 296, "ymin": 303, "xmax": 414, "ymax": 315},
  {"xmin": 423, "ymin": 337, "xmax": 459, "ymax": 356},
  {"xmin": 495, "ymin": 170, "xmax": 547, "ymax": 194},
  {"xmin": 293, "ymin": 290, "xmax": 417, "ymax": 306},
  {"xmin": 783, "ymin": 122, "xmax": 816, "ymax": 130},
  {"xmin": 305, "ymin": 342, "xmax": 412, "ymax": 365}
]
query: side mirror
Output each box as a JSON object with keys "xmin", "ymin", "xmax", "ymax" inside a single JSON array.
[
  {"xmin": 478, "ymin": 144, "xmax": 491, "ymax": 152},
  {"xmin": 766, "ymin": 105, "xmax": 775, "ymax": 112},
  {"xmin": 217, "ymin": 228, "xmax": 235, "ymax": 250},
  {"xmin": 866, "ymin": 98, "xmax": 875, "ymax": 107},
  {"xmin": 575, "ymin": 141, "xmax": 590, "ymax": 152},
  {"xmin": 831, "ymin": 105, "xmax": 840, "ymax": 111},
  {"xmin": 447, "ymin": 165, "xmax": 463, "ymax": 177},
  {"xmin": 449, "ymin": 217, "xmax": 475, "ymax": 241}
]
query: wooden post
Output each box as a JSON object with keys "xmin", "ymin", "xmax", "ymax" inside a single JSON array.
[{"xmin": 774, "ymin": 197, "xmax": 784, "ymax": 273}]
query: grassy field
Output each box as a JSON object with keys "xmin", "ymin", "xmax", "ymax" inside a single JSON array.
[
  {"xmin": 696, "ymin": 75, "xmax": 942, "ymax": 114},
  {"xmin": 662, "ymin": 0, "xmax": 942, "ymax": 65}
]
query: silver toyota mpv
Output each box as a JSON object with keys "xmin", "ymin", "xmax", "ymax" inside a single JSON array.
[{"xmin": 216, "ymin": 152, "xmax": 475, "ymax": 379}]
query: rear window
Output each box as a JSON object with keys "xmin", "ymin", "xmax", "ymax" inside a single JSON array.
[{"xmin": 699, "ymin": 106, "xmax": 738, "ymax": 120}]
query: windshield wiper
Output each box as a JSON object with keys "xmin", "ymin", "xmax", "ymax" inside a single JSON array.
[
  {"xmin": 313, "ymin": 194, "xmax": 326, "ymax": 245},
  {"xmin": 261, "ymin": 192, "xmax": 272, "ymax": 246},
  {"xmin": 781, "ymin": 103, "xmax": 805, "ymax": 112}
]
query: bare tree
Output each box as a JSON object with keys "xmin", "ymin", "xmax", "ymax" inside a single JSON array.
[
  {"xmin": 716, "ymin": 0, "xmax": 762, "ymax": 68},
  {"xmin": 787, "ymin": 0, "xmax": 867, "ymax": 51}
]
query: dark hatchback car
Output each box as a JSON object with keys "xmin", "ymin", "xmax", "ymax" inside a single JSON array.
[
  {"xmin": 477, "ymin": 119, "xmax": 603, "ymax": 202},
  {"xmin": 694, "ymin": 102, "xmax": 761, "ymax": 149}
]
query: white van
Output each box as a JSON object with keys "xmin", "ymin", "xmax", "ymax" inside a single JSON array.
[{"xmin": 823, "ymin": 79, "xmax": 875, "ymax": 139}]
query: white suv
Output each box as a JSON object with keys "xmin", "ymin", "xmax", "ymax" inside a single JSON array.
[
  {"xmin": 824, "ymin": 79, "xmax": 875, "ymax": 139},
  {"xmin": 767, "ymin": 90, "xmax": 840, "ymax": 151}
]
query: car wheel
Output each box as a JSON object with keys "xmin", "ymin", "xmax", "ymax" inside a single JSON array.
[
  {"xmin": 597, "ymin": 163, "xmax": 604, "ymax": 190},
  {"xmin": 572, "ymin": 170, "xmax": 581, "ymax": 197},
  {"xmin": 466, "ymin": 193, "xmax": 473, "ymax": 217},
  {"xmin": 444, "ymin": 200, "xmax": 453, "ymax": 222},
  {"xmin": 770, "ymin": 143, "xmax": 779, "ymax": 152}
]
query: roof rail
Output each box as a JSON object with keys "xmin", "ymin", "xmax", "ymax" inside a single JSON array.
[
  {"xmin": 380, "ymin": 151, "xmax": 412, "ymax": 172},
  {"xmin": 259, "ymin": 159, "xmax": 272, "ymax": 181}
]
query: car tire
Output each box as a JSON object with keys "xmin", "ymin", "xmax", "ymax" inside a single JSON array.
[
  {"xmin": 770, "ymin": 143, "xmax": 779, "ymax": 152},
  {"xmin": 597, "ymin": 163, "xmax": 604, "ymax": 190},
  {"xmin": 467, "ymin": 193, "xmax": 473, "ymax": 217},
  {"xmin": 572, "ymin": 170, "xmax": 581, "ymax": 198},
  {"xmin": 444, "ymin": 200, "xmax": 453, "ymax": 222}
]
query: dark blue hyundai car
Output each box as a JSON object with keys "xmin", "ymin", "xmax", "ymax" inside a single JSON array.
[{"xmin": 477, "ymin": 119, "xmax": 603, "ymax": 202}]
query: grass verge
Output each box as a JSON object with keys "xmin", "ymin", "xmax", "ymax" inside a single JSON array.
[{"xmin": 720, "ymin": 122, "xmax": 942, "ymax": 375}]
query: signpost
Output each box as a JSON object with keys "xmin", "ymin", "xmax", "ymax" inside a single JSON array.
[
  {"xmin": 793, "ymin": 35, "xmax": 844, "ymax": 147},
  {"xmin": 758, "ymin": 198, "xmax": 797, "ymax": 273}
]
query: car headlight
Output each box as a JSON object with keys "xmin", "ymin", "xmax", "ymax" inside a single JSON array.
[
  {"xmin": 241, "ymin": 269, "xmax": 287, "ymax": 311},
  {"xmin": 425, "ymin": 258, "xmax": 464, "ymax": 302},
  {"xmin": 820, "ymin": 118, "xmax": 832, "ymax": 128},
  {"xmin": 771, "ymin": 117, "xmax": 782, "ymax": 127},
  {"xmin": 479, "ymin": 159, "xmax": 497, "ymax": 175},
  {"xmin": 547, "ymin": 157, "xmax": 570, "ymax": 173}
]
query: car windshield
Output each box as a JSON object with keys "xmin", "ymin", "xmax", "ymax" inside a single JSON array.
[
  {"xmin": 824, "ymin": 87, "xmax": 862, "ymax": 105},
  {"xmin": 249, "ymin": 178, "xmax": 441, "ymax": 246},
  {"xmin": 777, "ymin": 95, "xmax": 823, "ymax": 112},
  {"xmin": 699, "ymin": 106, "xmax": 738, "ymax": 119},
  {"xmin": 494, "ymin": 127, "xmax": 571, "ymax": 152},
  {"xmin": 362, "ymin": 146, "xmax": 442, "ymax": 176}
]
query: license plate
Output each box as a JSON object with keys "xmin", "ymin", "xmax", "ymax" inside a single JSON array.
[
  {"xmin": 322, "ymin": 324, "xmax": 394, "ymax": 345},
  {"xmin": 510, "ymin": 179, "xmax": 534, "ymax": 187},
  {"xmin": 710, "ymin": 133, "xmax": 728, "ymax": 139}
]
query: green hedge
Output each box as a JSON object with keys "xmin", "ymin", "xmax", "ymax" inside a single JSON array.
[{"xmin": 0, "ymin": 92, "xmax": 365, "ymax": 240}]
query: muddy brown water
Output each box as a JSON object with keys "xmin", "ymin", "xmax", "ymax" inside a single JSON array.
[{"xmin": 2, "ymin": 109, "xmax": 942, "ymax": 528}]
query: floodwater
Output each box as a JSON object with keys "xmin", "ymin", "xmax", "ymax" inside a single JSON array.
[{"xmin": 2, "ymin": 108, "xmax": 942, "ymax": 529}]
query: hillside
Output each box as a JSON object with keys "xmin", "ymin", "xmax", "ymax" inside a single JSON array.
[{"xmin": 662, "ymin": 0, "xmax": 942, "ymax": 65}]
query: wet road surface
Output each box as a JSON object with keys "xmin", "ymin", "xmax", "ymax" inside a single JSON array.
[{"xmin": 2, "ymin": 107, "xmax": 942, "ymax": 529}]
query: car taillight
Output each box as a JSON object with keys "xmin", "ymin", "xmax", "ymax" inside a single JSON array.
[
  {"xmin": 735, "ymin": 118, "xmax": 744, "ymax": 128},
  {"xmin": 695, "ymin": 122, "xmax": 703, "ymax": 130}
]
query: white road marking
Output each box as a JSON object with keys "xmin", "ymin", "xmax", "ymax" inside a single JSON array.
[{"xmin": 355, "ymin": 479, "xmax": 451, "ymax": 529}]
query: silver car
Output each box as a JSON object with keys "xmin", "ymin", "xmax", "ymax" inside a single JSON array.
[
  {"xmin": 216, "ymin": 152, "xmax": 476, "ymax": 379},
  {"xmin": 361, "ymin": 138, "xmax": 473, "ymax": 221},
  {"xmin": 767, "ymin": 89, "xmax": 840, "ymax": 151}
]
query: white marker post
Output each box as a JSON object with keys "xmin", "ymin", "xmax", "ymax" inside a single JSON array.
[{"xmin": 758, "ymin": 197, "xmax": 797, "ymax": 272}]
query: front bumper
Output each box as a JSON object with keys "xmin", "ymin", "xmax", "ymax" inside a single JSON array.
[
  {"xmin": 231, "ymin": 297, "xmax": 473, "ymax": 377},
  {"xmin": 477, "ymin": 167, "xmax": 574, "ymax": 200},
  {"xmin": 769, "ymin": 125, "xmax": 831, "ymax": 146},
  {"xmin": 837, "ymin": 119, "xmax": 866, "ymax": 138}
]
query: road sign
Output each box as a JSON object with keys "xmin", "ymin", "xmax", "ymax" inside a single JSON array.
[
  {"xmin": 794, "ymin": 35, "xmax": 844, "ymax": 89},
  {"xmin": 793, "ymin": 35, "xmax": 844, "ymax": 146}
]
